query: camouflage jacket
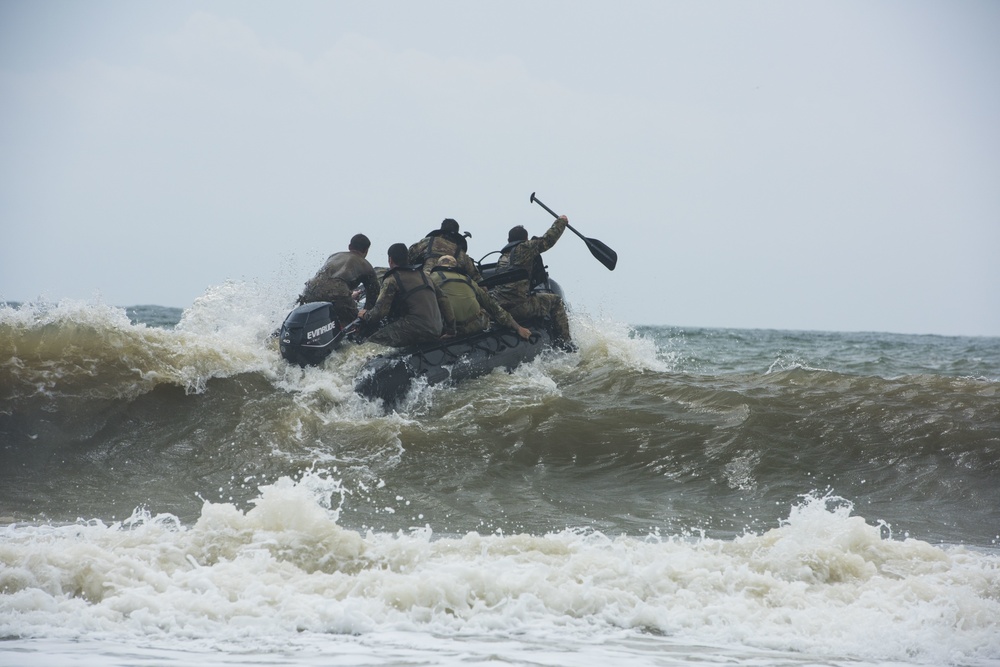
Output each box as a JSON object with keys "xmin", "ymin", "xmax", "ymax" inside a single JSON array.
[
  {"xmin": 492, "ymin": 216, "xmax": 567, "ymax": 304},
  {"xmin": 408, "ymin": 232, "xmax": 482, "ymax": 282},
  {"xmin": 299, "ymin": 250, "xmax": 380, "ymax": 305}
]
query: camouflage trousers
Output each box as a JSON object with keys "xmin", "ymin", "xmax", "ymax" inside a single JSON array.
[
  {"xmin": 454, "ymin": 310, "xmax": 491, "ymax": 336},
  {"xmin": 300, "ymin": 280, "xmax": 359, "ymax": 329},
  {"xmin": 501, "ymin": 293, "xmax": 571, "ymax": 342},
  {"xmin": 366, "ymin": 316, "xmax": 442, "ymax": 348}
]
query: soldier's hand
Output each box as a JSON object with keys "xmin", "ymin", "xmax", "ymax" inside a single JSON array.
[{"xmin": 517, "ymin": 325, "xmax": 531, "ymax": 340}]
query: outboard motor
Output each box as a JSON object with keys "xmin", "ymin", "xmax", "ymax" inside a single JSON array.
[{"xmin": 279, "ymin": 302, "xmax": 343, "ymax": 367}]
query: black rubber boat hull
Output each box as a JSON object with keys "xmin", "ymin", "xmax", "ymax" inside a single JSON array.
[{"xmin": 353, "ymin": 320, "xmax": 554, "ymax": 407}]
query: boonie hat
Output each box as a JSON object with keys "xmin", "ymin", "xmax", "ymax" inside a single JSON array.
[{"xmin": 437, "ymin": 255, "xmax": 458, "ymax": 268}]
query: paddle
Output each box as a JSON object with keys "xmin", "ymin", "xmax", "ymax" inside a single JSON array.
[{"xmin": 529, "ymin": 192, "xmax": 617, "ymax": 271}]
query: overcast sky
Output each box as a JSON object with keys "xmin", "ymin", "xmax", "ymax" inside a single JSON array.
[{"xmin": 2, "ymin": 0, "xmax": 998, "ymax": 336}]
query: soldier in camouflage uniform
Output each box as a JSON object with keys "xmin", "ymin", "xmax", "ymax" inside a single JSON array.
[
  {"xmin": 359, "ymin": 243, "xmax": 454, "ymax": 348},
  {"xmin": 408, "ymin": 218, "xmax": 482, "ymax": 281},
  {"xmin": 298, "ymin": 233, "xmax": 380, "ymax": 328},
  {"xmin": 491, "ymin": 215, "xmax": 574, "ymax": 350},
  {"xmin": 431, "ymin": 256, "xmax": 531, "ymax": 339}
]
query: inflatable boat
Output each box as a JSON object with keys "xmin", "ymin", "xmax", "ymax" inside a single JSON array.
[{"xmin": 278, "ymin": 267, "xmax": 567, "ymax": 408}]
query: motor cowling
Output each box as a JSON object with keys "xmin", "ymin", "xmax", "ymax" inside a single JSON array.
[{"xmin": 279, "ymin": 302, "xmax": 343, "ymax": 367}]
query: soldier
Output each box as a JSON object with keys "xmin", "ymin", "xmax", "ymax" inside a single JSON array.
[
  {"xmin": 491, "ymin": 215, "xmax": 574, "ymax": 351},
  {"xmin": 298, "ymin": 233, "xmax": 380, "ymax": 328},
  {"xmin": 358, "ymin": 243, "xmax": 454, "ymax": 347},
  {"xmin": 431, "ymin": 256, "xmax": 531, "ymax": 340},
  {"xmin": 408, "ymin": 218, "xmax": 482, "ymax": 281}
]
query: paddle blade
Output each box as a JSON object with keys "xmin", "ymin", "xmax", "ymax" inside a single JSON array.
[
  {"xmin": 585, "ymin": 237, "xmax": 617, "ymax": 271},
  {"xmin": 565, "ymin": 222, "xmax": 617, "ymax": 271}
]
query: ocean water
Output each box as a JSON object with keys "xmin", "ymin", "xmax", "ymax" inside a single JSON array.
[{"xmin": 1, "ymin": 286, "xmax": 999, "ymax": 666}]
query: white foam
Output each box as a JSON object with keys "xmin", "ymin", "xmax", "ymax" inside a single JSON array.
[
  {"xmin": 570, "ymin": 310, "xmax": 676, "ymax": 374},
  {"xmin": 2, "ymin": 478, "xmax": 997, "ymax": 665},
  {"xmin": 0, "ymin": 297, "xmax": 135, "ymax": 329}
]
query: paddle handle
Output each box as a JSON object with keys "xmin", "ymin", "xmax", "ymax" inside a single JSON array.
[
  {"xmin": 529, "ymin": 192, "xmax": 586, "ymax": 242},
  {"xmin": 530, "ymin": 191, "xmax": 559, "ymax": 218},
  {"xmin": 529, "ymin": 191, "xmax": 617, "ymax": 270}
]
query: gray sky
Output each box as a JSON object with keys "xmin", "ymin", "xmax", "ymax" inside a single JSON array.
[{"xmin": 2, "ymin": 0, "xmax": 998, "ymax": 336}]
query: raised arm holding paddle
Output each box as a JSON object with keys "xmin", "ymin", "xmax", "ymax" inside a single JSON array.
[{"xmin": 529, "ymin": 192, "xmax": 617, "ymax": 271}]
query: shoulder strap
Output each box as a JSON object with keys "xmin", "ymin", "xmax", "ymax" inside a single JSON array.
[
  {"xmin": 500, "ymin": 240, "xmax": 524, "ymax": 256},
  {"xmin": 394, "ymin": 266, "xmax": 434, "ymax": 299},
  {"xmin": 437, "ymin": 274, "xmax": 474, "ymax": 289}
]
